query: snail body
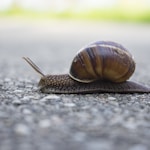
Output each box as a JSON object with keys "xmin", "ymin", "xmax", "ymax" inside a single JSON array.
[{"xmin": 23, "ymin": 41, "xmax": 150, "ymax": 94}]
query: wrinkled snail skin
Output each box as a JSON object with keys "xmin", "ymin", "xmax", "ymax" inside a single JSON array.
[
  {"xmin": 39, "ymin": 74, "xmax": 150, "ymax": 94},
  {"xmin": 23, "ymin": 41, "xmax": 150, "ymax": 94}
]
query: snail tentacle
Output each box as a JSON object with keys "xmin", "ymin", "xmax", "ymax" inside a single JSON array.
[{"xmin": 23, "ymin": 57, "xmax": 45, "ymax": 77}]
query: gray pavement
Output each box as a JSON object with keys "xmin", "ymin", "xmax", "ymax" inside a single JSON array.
[{"xmin": 0, "ymin": 18, "xmax": 150, "ymax": 150}]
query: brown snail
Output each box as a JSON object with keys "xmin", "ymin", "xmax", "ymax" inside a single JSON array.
[{"xmin": 23, "ymin": 41, "xmax": 150, "ymax": 94}]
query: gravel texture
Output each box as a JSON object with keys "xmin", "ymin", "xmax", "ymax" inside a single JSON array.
[{"xmin": 0, "ymin": 18, "xmax": 150, "ymax": 150}]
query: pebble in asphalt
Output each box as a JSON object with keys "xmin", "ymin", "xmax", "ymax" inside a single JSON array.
[{"xmin": 0, "ymin": 18, "xmax": 150, "ymax": 150}]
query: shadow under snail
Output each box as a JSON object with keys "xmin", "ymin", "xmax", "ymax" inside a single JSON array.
[{"xmin": 23, "ymin": 41, "xmax": 150, "ymax": 94}]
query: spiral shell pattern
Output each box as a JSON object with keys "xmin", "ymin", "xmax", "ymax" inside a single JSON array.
[{"xmin": 69, "ymin": 41, "xmax": 135, "ymax": 83}]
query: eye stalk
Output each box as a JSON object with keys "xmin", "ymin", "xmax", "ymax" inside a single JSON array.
[{"xmin": 23, "ymin": 57, "xmax": 45, "ymax": 77}]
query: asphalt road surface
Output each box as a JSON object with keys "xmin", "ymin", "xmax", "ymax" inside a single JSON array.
[{"xmin": 0, "ymin": 18, "xmax": 150, "ymax": 150}]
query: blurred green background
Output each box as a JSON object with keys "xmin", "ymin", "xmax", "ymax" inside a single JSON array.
[{"xmin": 0, "ymin": 0, "xmax": 150, "ymax": 23}]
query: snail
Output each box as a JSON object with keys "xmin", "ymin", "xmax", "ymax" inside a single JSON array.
[{"xmin": 23, "ymin": 41, "xmax": 150, "ymax": 94}]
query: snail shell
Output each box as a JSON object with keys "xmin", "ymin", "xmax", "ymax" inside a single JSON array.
[
  {"xmin": 69, "ymin": 41, "xmax": 135, "ymax": 83},
  {"xmin": 23, "ymin": 41, "xmax": 150, "ymax": 94}
]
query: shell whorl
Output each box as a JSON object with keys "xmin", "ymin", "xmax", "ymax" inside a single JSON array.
[{"xmin": 69, "ymin": 41, "xmax": 135, "ymax": 83}]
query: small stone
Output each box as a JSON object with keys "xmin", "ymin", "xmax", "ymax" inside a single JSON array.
[
  {"xmin": 14, "ymin": 89, "xmax": 23, "ymax": 93},
  {"xmin": 41, "ymin": 95, "xmax": 60, "ymax": 102},
  {"xmin": 39, "ymin": 119, "xmax": 51, "ymax": 128},
  {"xmin": 109, "ymin": 101, "xmax": 119, "ymax": 106},
  {"xmin": 22, "ymin": 109, "xmax": 32, "ymax": 115},
  {"xmin": 108, "ymin": 96, "xmax": 116, "ymax": 100},
  {"xmin": 23, "ymin": 96, "xmax": 36, "ymax": 101},
  {"xmin": 26, "ymin": 84, "xmax": 33, "ymax": 88},
  {"xmin": 14, "ymin": 124, "xmax": 30, "ymax": 136},
  {"xmin": 12, "ymin": 99, "xmax": 22, "ymax": 105},
  {"xmin": 45, "ymin": 95, "xmax": 60, "ymax": 100},
  {"xmin": 63, "ymin": 103, "xmax": 76, "ymax": 107},
  {"xmin": 22, "ymin": 96, "xmax": 30, "ymax": 101},
  {"xmin": 51, "ymin": 116, "xmax": 62, "ymax": 125},
  {"xmin": 4, "ymin": 78, "xmax": 11, "ymax": 82}
]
